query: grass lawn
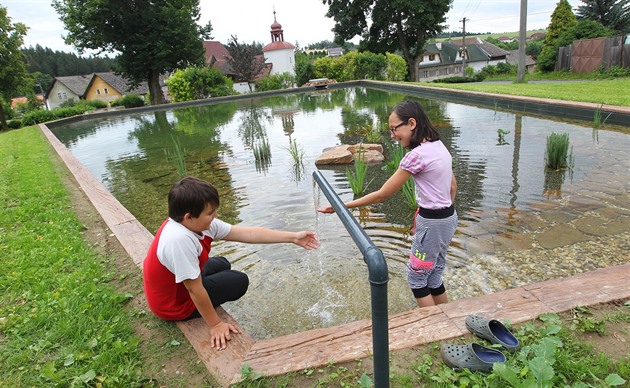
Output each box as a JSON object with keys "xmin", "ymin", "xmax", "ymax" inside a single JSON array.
[
  {"xmin": 415, "ymin": 78, "xmax": 630, "ymax": 107},
  {"xmin": 1, "ymin": 88, "xmax": 629, "ymax": 386}
]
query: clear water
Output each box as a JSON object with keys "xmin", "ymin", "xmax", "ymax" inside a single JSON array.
[{"xmin": 51, "ymin": 87, "xmax": 630, "ymax": 339}]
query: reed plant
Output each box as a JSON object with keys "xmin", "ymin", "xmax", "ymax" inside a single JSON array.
[
  {"xmin": 285, "ymin": 138, "xmax": 305, "ymax": 165},
  {"xmin": 384, "ymin": 142, "xmax": 417, "ymax": 209},
  {"xmin": 545, "ymin": 132, "xmax": 574, "ymax": 170},
  {"xmin": 253, "ymin": 140, "xmax": 272, "ymax": 173},
  {"xmin": 169, "ymin": 134, "xmax": 187, "ymax": 177},
  {"xmin": 593, "ymin": 104, "xmax": 612, "ymax": 129},
  {"xmin": 346, "ymin": 147, "xmax": 370, "ymax": 196}
]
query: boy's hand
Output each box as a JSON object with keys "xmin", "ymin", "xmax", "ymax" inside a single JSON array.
[
  {"xmin": 317, "ymin": 206, "xmax": 334, "ymax": 214},
  {"xmin": 294, "ymin": 231, "xmax": 320, "ymax": 250},
  {"xmin": 209, "ymin": 321, "xmax": 240, "ymax": 350}
]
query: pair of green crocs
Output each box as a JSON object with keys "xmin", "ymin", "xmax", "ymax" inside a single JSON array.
[{"xmin": 440, "ymin": 315, "xmax": 520, "ymax": 373}]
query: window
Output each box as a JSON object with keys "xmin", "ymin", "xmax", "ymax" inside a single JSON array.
[
  {"xmin": 104, "ymin": 88, "xmax": 109, "ymax": 94},
  {"xmin": 62, "ymin": 92, "xmax": 67, "ymax": 99},
  {"xmin": 96, "ymin": 89, "xmax": 101, "ymax": 95},
  {"xmin": 429, "ymin": 54, "xmax": 435, "ymax": 61},
  {"xmin": 57, "ymin": 92, "xmax": 62, "ymax": 99}
]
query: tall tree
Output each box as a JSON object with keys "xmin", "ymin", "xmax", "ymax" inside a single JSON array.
[
  {"xmin": 576, "ymin": 0, "xmax": 630, "ymax": 33},
  {"xmin": 322, "ymin": 0, "xmax": 452, "ymax": 81},
  {"xmin": 0, "ymin": 6, "xmax": 30, "ymax": 130},
  {"xmin": 225, "ymin": 36, "xmax": 266, "ymax": 92},
  {"xmin": 538, "ymin": 0, "xmax": 577, "ymax": 72},
  {"xmin": 52, "ymin": 0, "xmax": 208, "ymax": 105}
]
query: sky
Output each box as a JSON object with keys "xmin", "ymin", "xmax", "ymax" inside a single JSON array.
[{"xmin": 3, "ymin": 0, "xmax": 583, "ymax": 54}]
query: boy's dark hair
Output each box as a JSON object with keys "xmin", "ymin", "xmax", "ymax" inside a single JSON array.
[
  {"xmin": 392, "ymin": 100, "xmax": 441, "ymax": 149},
  {"xmin": 168, "ymin": 177, "xmax": 220, "ymax": 222}
]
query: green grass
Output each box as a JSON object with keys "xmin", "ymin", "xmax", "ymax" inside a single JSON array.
[
  {"xmin": 416, "ymin": 78, "xmax": 630, "ymax": 106},
  {"xmin": 0, "ymin": 127, "xmax": 146, "ymax": 386}
]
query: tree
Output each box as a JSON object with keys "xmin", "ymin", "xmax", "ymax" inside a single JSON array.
[
  {"xmin": 52, "ymin": 0, "xmax": 207, "ymax": 105},
  {"xmin": 225, "ymin": 36, "xmax": 266, "ymax": 92},
  {"xmin": 576, "ymin": 0, "xmax": 630, "ymax": 33},
  {"xmin": 323, "ymin": 0, "xmax": 452, "ymax": 81},
  {"xmin": 557, "ymin": 19, "xmax": 615, "ymax": 48},
  {"xmin": 538, "ymin": 0, "xmax": 577, "ymax": 72},
  {"xmin": 165, "ymin": 67, "xmax": 234, "ymax": 102},
  {"xmin": 385, "ymin": 52, "xmax": 407, "ymax": 81},
  {"xmin": 0, "ymin": 6, "xmax": 31, "ymax": 130},
  {"xmin": 294, "ymin": 52, "xmax": 315, "ymax": 86}
]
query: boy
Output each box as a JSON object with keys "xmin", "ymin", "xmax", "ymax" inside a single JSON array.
[{"xmin": 143, "ymin": 176, "xmax": 319, "ymax": 350}]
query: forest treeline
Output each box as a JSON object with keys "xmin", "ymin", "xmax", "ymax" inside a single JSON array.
[{"xmin": 22, "ymin": 45, "xmax": 117, "ymax": 93}]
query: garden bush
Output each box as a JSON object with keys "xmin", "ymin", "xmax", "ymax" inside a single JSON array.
[
  {"xmin": 111, "ymin": 94, "xmax": 145, "ymax": 108},
  {"xmin": 7, "ymin": 119, "xmax": 22, "ymax": 129}
]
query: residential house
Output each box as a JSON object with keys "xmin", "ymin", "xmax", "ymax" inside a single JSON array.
[
  {"xmin": 46, "ymin": 72, "xmax": 167, "ymax": 109},
  {"xmin": 327, "ymin": 47, "xmax": 344, "ymax": 57},
  {"xmin": 204, "ymin": 11, "xmax": 292, "ymax": 93},
  {"xmin": 84, "ymin": 72, "xmax": 153, "ymax": 105},
  {"xmin": 417, "ymin": 38, "xmax": 509, "ymax": 81},
  {"xmin": 45, "ymin": 74, "xmax": 92, "ymax": 110},
  {"xmin": 506, "ymin": 50, "xmax": 537, "ymax": 73},
  {"xmin": 204, "ymin": 40, "xmax": 271, "ymax": 93},
  {"xmin": 528, "ymin": 32, "xmax": 546, "ymax": 40}
]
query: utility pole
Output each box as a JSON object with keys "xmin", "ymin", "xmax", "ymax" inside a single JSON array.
[
  {"xmin": 460, "ymin": 17, "xmax": 467, "ymax": 77},
  {"xmin": 517, "ymin": 0, "xmax": 528, "ymax": 82}
]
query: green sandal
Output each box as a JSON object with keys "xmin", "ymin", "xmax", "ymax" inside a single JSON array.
[
  {"xmin": 465, "ymin": 315, "xmax": 520, "ymax": 352},
  {"xmin": 440, "ymin": 343, "xmax": 506, "ymax": 373}
]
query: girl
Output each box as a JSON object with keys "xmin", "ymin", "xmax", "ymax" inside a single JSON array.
[{"xmin": 318, "ymin": 100, "xmax": 457, "ymax": 308}]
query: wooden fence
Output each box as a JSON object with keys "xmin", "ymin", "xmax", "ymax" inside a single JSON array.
[{"xmin": 556, "ymin": 35, "xmax": 630, "ymax": 73}]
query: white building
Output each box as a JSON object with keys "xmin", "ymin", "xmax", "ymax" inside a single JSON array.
[{"xmin": 262, "ymin": 11, "xmax": 296, "ymax": 77}]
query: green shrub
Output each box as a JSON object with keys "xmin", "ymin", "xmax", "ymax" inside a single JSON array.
[
  {"xmin": 7, "ymin": 119, "xmax": 22, "ymax": 129},
  {"xmin": 111, "ymin": 94, "xmax": 145, "ymax": 108},
  {"xmin": 256, "ymin": 72, "xmax": 295, "ymax": 91},
  {"xmin": 78, "ymin": 99, "xmax": 108, "ymax": 109},
  {"xmin": 434, "ymin": 72, "xmax": 486, "ymax": 83},
  {"xmin": 21, "ymin": 109, "xmax": 58, "ymax": 126}
]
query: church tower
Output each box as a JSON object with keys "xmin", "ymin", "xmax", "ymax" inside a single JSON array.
[{"xmin": 262, "ymin": 10, "xmax": 296, "ymax": 76}]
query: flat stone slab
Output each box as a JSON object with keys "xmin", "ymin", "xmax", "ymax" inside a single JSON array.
[{"xmin": 536, "ymin": 224, "xmax": 592, "ymax": 249}]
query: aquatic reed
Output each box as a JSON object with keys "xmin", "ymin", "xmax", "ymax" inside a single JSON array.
[
  {"xmin": 346, "ymin": 146, "xmax": 369, "ymax": 196},
  {"xmin": 169, "ymin": 134, "xmax": 187, "ymax": 177},
  {"xmin": 384, "ymin": 142, "xmax": 417, "ymax": 209},
  {"xmin": 545, "ymin": 132, "xmax": 574, "ymax": 170}
]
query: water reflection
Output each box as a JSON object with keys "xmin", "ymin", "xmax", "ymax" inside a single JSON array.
[{"xmin": 51, "ymin": 87, "xmax": 630, "ymax": 339}]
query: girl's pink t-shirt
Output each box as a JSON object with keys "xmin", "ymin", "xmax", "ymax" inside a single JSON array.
[{"xmin": 399, "ymin": 140, "xmax": 453, "ymax": 210}]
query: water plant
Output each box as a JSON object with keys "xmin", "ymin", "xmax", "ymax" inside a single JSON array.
[
  {"xmin": 169, "ymin": 134, "xmax": 187, "ymax": 176},
  {"xmin": 253, "ymin": 140, "xmax": 272, "ymax": 173},
  {"xmin": 545, "ymin": 132, "xmax": 574, "ymax": 170},
  {"xmin": 284, "ymin": 139, "xmax": 306, "ymax": 182},
  {"xmin": 285, "ymin": 138, "xmax": 305, "ymax": 165},
  {"xmin": 497, "ymin": 128, "xmax": 510, "ymax": 145},
  {"xmin": 384, "ymin": 142, "xmax": 417, "ymax": 209},
  {"xmin": 346, "ymin": 146, "xmax": 370, "ymax": 196},
  {"xmin": 593, "ymin": 104, "xmax": 612, "ymax": 129}
]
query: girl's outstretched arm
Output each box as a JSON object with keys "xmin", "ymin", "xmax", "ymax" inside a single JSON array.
[{"xmin": 318, "ymin": 168, "xmax": 412, "ymax": 213}]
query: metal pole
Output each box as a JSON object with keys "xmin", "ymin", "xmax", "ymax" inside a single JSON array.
[
  {"xmin": 312, "ymin": 170, "xmax": 389, "ymax": 388},
  {"xmin": 517, "ymin": 0, "xmax": 528, "ymax": 82},
  {"xmin": 461, "ymin": 17, "xmax": 467, "ymax": 77}
]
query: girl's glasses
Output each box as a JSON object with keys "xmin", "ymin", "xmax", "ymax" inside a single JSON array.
[{"xmin": 389, "ymin": 121, "xmax": 407, "ymax": 135}]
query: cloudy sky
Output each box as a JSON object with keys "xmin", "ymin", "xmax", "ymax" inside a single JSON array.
[{"xmin": 4, "ymin": 0, "xmax": 582, "ymax": 53}]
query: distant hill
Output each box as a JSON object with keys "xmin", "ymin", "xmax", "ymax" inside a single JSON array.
[{"xmin": 433, "ymin": 28, "xmax": 546, "ymax": 42}]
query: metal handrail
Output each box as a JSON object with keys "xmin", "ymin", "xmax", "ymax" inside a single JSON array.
[{"xmin": 312, "ymin": 170, "xmax": 389, "ymax": 388}]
